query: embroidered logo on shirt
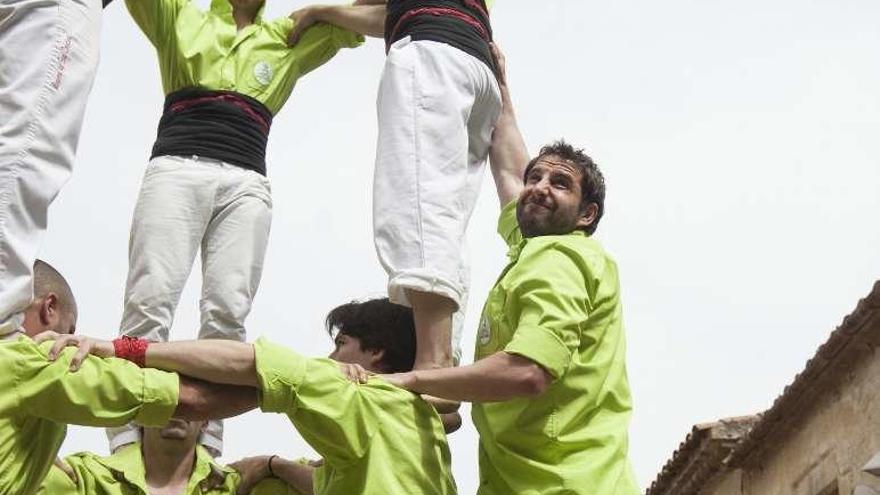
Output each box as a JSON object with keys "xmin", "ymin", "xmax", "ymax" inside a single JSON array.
[
  {"xmin": 478, "ymin": 315, "xmax": 491, "ymax": 346},
  {"xmin": 253, "ymin": 61, "xmax": 273, "ymax": 86}
]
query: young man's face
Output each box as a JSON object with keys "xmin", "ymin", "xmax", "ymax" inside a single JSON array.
[
  {"xmin": 144, "ymin": 418, "xmax": 205, "ymax": 445},
  {"xmin": 516, "ymin": 155, "xmax": 594, "ymax": 238},
  {"xmin": 328, "ymin": 333, "xmax": 382, "ymax": 372}
]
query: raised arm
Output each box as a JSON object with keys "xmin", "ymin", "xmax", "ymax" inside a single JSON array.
[
  {"xmin": 230, "ymin": 455, "xmax": 316, "ymax": 495},
  {"xmin": 288, "ymin": 4, "xmax": 386, "ymax": 46},
  {"xmin": 488, "ymin": 44, "xmax": 530, "ymax": 208}
]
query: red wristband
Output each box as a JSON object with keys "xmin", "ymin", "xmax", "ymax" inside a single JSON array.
[{"xmin": 113, "ymin": 336, "xmax": 150, "ymax": 368}]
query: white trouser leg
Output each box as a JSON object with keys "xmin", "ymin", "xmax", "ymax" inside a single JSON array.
[
  {"xmin": 110, "ymin": 156, "xmax": 271, "ymax": 455},
  {"xmin": 109, "ymin": 155, "xmax": 215, "ymax": 452},
  {"xmin": 373, "ymin": 38, "xmax": 501, "ymax": 354},
  {"xmin": 198, "ymin": 161, "xmax": 272, "ymax": 454},
  {"xmin": 0, "ymin": 0, "xmax": 100, "ymax": 326}
]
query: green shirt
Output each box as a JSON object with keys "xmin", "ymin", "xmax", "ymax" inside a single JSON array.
[
  {"xmin": 472, "ymin": 201, "xmax": 639, "ymax": 495},
  {"xmin": 126, "ymin": 0, "xmax": 363, "ymax": 114},
  {"xmin": 0, "ymin": 335, "xmax": 179, "ymax": 495},
  {"xmin": 254, "ymin": 338, "xmax": 456, "ymax": 495},
  {"xmin": 38, "ymin": 443, "xmax": 297, "ymax": 495}
]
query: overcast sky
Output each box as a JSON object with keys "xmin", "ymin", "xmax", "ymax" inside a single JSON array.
[{"xmin": 48, "ymin": 0, "xmax": 880, "ymax": 491}]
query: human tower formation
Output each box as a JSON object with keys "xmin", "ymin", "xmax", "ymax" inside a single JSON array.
[{"xmin": 0, "ymin": 0, "xmax": 639, "ymax": 493}]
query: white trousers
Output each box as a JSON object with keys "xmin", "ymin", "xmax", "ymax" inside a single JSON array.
[
  {"xmin": 373, "ymin": 38, "xmax": 501, "ymax": 359},
  {"xmin": 108, "ymin": 154, "xmax": 273, "ymax": 455},
  {"xmin": 0, "ymin": 0, "xmax": 101, "ymax": 327}
]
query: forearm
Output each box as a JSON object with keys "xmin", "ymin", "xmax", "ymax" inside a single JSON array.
[
  {"xmin": 273, "ymin": 458, "xmax": 316, "ymax": 495},
  {"xmin": 146, "ymin": 340, "xmax": 258, "ymax": 387},
  {"xmin": 489, "ymin": 70, "xmax": 528, "ymax": 207},
  {"xmin": 399, "ymin": 352, "xmax": 552, "ymax": 402},
  {"xmin": 174, "ymin": 376, "xmax": 258, "ymax": 420},
  {"xmin": 309, "ymin": 4, "xmax": 385, "ymax": 38}
]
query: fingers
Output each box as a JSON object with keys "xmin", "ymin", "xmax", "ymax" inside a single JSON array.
[
  {"xmin": 440, "ymin": 411, "xmax": 462, "ymax": 434},
  {"xmin": 339, "ymin": 363, "xmax": 371, "ymax": 384},
  {"xmin": 70, "ymin": 343, "xmax": 91, "ymax": 372},
  {"xmin": 32, "ymin": 330, "xmax": 60, "ymax": 345},
  {"xmin": 421, "ymin": 394, "xmax": 461, "ymax": 414},
  {"xmin": 48, "ymin": 335, "xmax": 81, "ymax": 361}
]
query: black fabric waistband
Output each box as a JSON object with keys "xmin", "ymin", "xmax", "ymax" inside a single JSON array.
[
  {"xmin": 150, "ymin": 88, "xmax": 273, "ymax": 176},
  {"xmin": 385, "ymin": 0, "xmax": 494, "ymax": 72}
]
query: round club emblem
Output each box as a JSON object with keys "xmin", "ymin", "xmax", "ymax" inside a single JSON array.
[
  {"xmin": 478, "ymin": 315, "xmax": 491, "ymax": 346},
  {"xmin": 253, "ymin": 61, "xmax": 273, "ymax": 86}
]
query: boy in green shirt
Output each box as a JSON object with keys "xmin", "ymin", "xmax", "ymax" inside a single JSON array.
[
  {"xmin": 42, "ymin": 298, "xmax": 457, "ymax": 495},
  {"xmin": 380, "ymin": 47, "xmax": 641, "ymax": 494},
  {"xmin": 0, "ymin": 260, "xmax": 257, "ymax": 495}
]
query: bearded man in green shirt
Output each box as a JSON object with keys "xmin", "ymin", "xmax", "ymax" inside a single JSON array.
[
  {"xmin": 113, "ymin": 0, "xmax": 369, "ymax": 455},
  {"xmin": 377, "ymin": 47, "xmax": 641, "ymax": 494},
  {"xmin": 0, "ymin": 260, "xmax": 258, "ymax": 495},
  {"xmin": 39, "ymin": 418, "xmax": 301, "ymax": 494},
  {"xmin": 41, "ymin": 298, "xmax": 457, "ymax": 495}
]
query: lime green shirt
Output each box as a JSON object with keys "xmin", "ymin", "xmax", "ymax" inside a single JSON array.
[
  {"xmin": 38, "ymin": 443, "xmax": 297, "ymax": 495},
  {"xmin": 0, "ymin": 335, "xmax": 179, "ymax": 495},
  {"xmin": 472, "ymin": 201, "xmax": 639, "ymax": 495},
  {"xmin": 254, "ymin": 338, "xmax": 456, "ymax": 495},
  {"xmin": 126, "ymin": 0, "xmax": 363, "ymax": 114}
]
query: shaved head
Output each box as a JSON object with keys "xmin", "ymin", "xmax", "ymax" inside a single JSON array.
[{"xmin": 33, "ymin": 259, "xmax": 77, "ymax": 327}]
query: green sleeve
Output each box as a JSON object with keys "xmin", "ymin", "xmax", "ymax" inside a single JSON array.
[
  {"xmin": 498, "ymin": 200, "xmax": 523, "ymax": 249},
  {"xmin": 17, "ymin": 341, "xmax": 179, "ymax": 427},
  {"xmin": 254, "ymin": 339, "xmax": 375, "ymax": 468},
  {"xmin": 502, "ymin": 243, "xmax": 591, "ymax": 379},
  {"xmin": 35, "ymin": 464, "xmax": 79, "ymax": 495},
  {"xmin": 125, "ymin": 0, "xmax": 188, "ymax": 47},
  {"xmin": 277, "ymin": 19, "xmax": 364, "ymax": 78},
  {"xmin": 251, "ymin": 478, "xmax": 304, "ymax": 495}
]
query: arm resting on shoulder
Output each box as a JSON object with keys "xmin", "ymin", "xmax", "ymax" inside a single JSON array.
[
  {"xmin": 146, "ymin": 340, "xmax": 259, "ymax": 387},
  {"xmin": 386, "ymin": 352, "xmax": 552, "ymax": 402}
]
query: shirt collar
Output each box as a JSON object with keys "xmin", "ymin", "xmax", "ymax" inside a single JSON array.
[
  {"xmin": 210, "ymin": 0, "xmax": 265, "ymax": 24},
  {"xmin": 97, "ymin": 443, "xmax": 234, "ymax": 490}
]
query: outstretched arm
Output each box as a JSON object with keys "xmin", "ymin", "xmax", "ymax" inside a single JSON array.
[
  {"xmin": 288, "ymin": 4, "xmax": 385, "ymax": 45},
  {"xmin": 175, "ymin": 376, "xmax": 258, "ymax": 420},
  {"xmin": 488, "ymin": 43, "xmax": 530, "ymax": 208},
  {"xmin": 383, "ymin": 351, "xmax": 552, "ymax": 402},
  {"xmin": 37, "ymin": 333, "xmax": 259, "ymax": 387}
]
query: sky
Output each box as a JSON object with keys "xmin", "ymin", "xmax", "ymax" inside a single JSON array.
[{"xmin": 46, "ymin": 0, "xmax": 880, "ymax": 492}]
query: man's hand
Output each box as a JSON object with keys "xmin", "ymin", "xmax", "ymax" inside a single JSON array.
[
  {"xmin": 229, "ymin": 455, "xmax": 271, "ymax": 495},
  {"xmin": 33, "ymin": 331, "xmax": 114, "ymax": 371},
  {"xmin": 338, "ymin": 362, "xmax": 371, "ymax": 384},
  {"xmin": 287, "ymin": 6, "xmax": 323, "ymax": 46}
]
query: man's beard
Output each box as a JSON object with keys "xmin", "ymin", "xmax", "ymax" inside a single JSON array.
[{"xmin": 516, "ymin": 200, "xmax": 581, "ymax": 238}]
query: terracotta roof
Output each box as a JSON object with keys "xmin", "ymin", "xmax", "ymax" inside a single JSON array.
[
  {"xmin": 646, "ymin": 416, "xmax": 759, "ymax": 495},
  {"xmin": 725, "ymin": 281, "xmax": 880, "ymax": 465}
]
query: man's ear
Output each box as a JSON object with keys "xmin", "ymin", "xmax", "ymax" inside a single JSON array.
[
  {"xmin": 576, "ymin": 203, "xmax": 599, "ymax": 231},
  {"xmin": 39, "ymin": 293, "xmax": 60, "ymax": 327},
  {"xmin": 369, "ymin": 348, "xmax": 386, "ymax": 369}
]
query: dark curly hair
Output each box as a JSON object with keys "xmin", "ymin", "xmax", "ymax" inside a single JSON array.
[
  {"xmin": 523, "ymin": 140, "xmax": 606, "ymax": 234},
  {"xmin": 325, "ymin": 298, "xmax": 416, "ymax": 373}
]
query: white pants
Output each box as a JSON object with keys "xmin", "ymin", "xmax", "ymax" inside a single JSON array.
[
  {"xmin": 373, "ymin": 38, "xmax": 501, "ymax": 359},
  {"xmin": 0, "ymin": 0, "xmax": 101, "ymax": 327},
  {"xmin": 108, "ymin": 154, "xmax": 273, "ymax": 455}
]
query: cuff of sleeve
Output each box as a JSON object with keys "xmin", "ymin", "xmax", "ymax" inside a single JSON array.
[
  {"xmin": 134, "ymin": 368, "xmax": 179, "ymax": 426},
  {"xmin": 335, "ymin": 26, "xmax": 365, "ymax": 48},
  {"xmin": 254, "ymin": 338, "xmax": 308, "ymax": 414},
  {"xmin": 497, "ymin": 200, "xmax": 521, "ymax": 248},
  {"xmin": 504, "ymin": 325, "xmax": 571, "ymax": 379}
]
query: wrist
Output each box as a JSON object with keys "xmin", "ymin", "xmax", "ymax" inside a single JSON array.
[{"xmin": 267, "ymin": 454, "xmax": 278, "ymax": 477}]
